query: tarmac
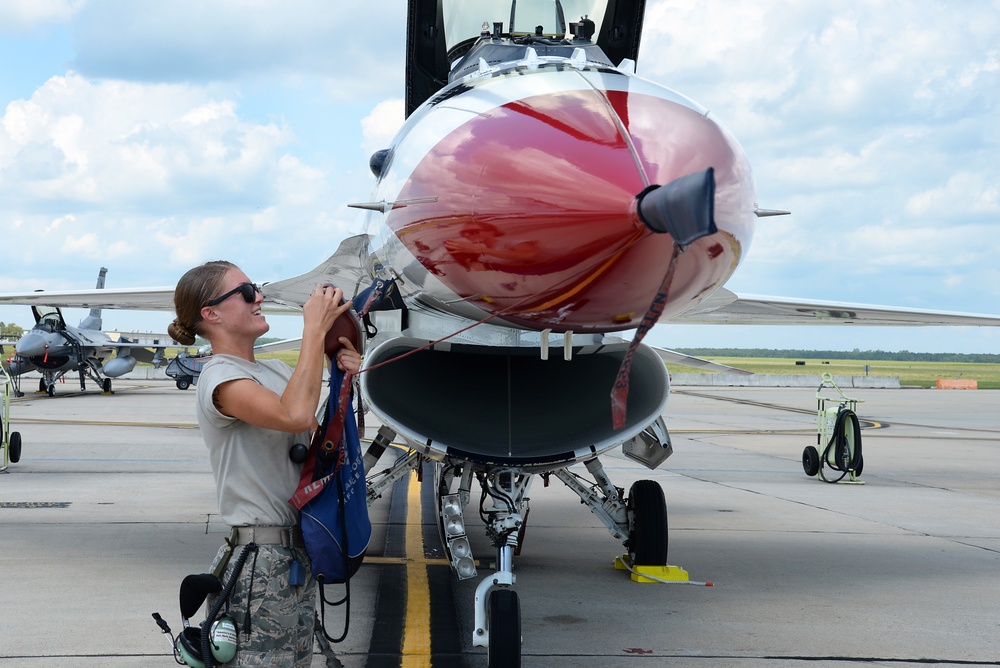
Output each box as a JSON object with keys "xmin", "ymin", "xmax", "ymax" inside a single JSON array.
[{"xmin": 1, "ymin": 378, "xmax": 998, "ymax": 667}]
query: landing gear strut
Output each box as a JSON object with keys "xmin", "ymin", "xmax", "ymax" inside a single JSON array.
[
  {"xmin": 366, "ymin": 438, "xmax": 671, "ymax": 667},
  {"xmin": 470, "ymin": 469, "xmax": 528, "ymax": 668}
]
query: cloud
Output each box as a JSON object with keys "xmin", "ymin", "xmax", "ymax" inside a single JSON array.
[
  {"xmin": 360, "ymin": 98, "xmax": 405, "ymax": 158},
  {"xmin": 0, "ymin": 70, "xmax": 363, "ymax": 287},
  {"xmin": 905, "ymin": 172, "xmax": 1000, "ymax": 218},
  {"xmin": 67, "ymin": 0, "xmax": 406, "ymax": 96},
  {"xmin": 0, "ymin": 0, "xmax": 83, "ymax": 33},
  {"xmin": 60, "ymin": 232, "xmax": 132, "ymax": 258},
  {"xmin": 0, "ymin": 73, "xmax": 305, "ymax": 213}
]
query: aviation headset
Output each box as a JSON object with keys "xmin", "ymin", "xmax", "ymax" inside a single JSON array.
[
  {"xmin": 175, "ymin": 615, "xmax": 239, "ymax": 668},
  {"xmin": 172, "ymin": 573, "xmax": 239, "ymax": 667}
]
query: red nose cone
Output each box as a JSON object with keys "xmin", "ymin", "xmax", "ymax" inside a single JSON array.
[{"xmin": 389, "ymin": 85, "xmax": 753, "ymax": 332}]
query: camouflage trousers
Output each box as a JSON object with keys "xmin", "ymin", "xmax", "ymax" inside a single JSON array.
[{"xmin": 209, "ymin": 542, "xmax": 316, "ymax": 667}]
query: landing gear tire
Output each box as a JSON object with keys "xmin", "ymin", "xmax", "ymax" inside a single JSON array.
[
  {"xmin": 8, "ymin": 432, "xmax": 21, "ymax": 463},
  {"xmin": 488, "ymin": 588, "xmax": 521, "ymax": 668},
  {"xmin": 46, "ymin": 384, "xmax": 55, "ymax": 397},
  {"xmin": 38, "ymin": 379, "xmax": 47, "ymax": 393},
  {"xmin": 175, "ymin": 378, "xmax": 191, "ymax": 391},
  {"xmin": 802, "ymin": 446, "xmax": 820, "ymax": 477},
  {"xmin": 102, "ymin": 378, "xmax": 112, "ymax": 393},
  {"xmin": 627, "ymin": 480, "xmax": 668, "ymax": 566}
]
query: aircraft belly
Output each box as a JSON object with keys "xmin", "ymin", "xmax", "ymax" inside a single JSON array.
[
  {"xmin": 370, "ymin": 66, "xmax": 755, "ymax": 333},
  {"xmin": 359, "ymin": 336, "xmax": 670, "ymax": 472}
]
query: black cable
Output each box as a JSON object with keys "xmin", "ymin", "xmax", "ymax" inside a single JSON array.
[
  {"xmin": 201, "ymin": 542, "xmax": 258, "ymax": 668},
  {"xmin": 821, "ymin": 408, "xmax": 863, "ymax": 483}
]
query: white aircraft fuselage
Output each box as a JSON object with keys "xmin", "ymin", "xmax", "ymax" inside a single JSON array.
[{"xmin": 355, "ymin": 36, "xmax": 753, "ymax": 472}]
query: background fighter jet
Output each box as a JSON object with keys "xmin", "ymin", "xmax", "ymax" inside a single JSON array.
[{"xmin": 3, "ymin": 268, "xmax": 176, "ymax": 397}]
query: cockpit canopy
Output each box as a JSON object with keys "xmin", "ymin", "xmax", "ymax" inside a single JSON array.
[
  {"xmin": 405, "ymin": 0, "xmax": 646, "ymax": 116},
  {"xmin": 32, "ymin": 305, "xmax": 66, "ymax": 332}
]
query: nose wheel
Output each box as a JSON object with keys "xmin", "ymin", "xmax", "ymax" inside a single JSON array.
[
  {"xmin": 487, "ymin": 588, "xmax": 521, "ymax": 668},
  {"xmin": 627, "ymin": 479, "xmax": 669, "ymax": 566}
]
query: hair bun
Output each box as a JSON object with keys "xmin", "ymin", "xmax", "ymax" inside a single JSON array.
[{"xmin": 168, "ymin": 318, "xmax": 196, "ymax": 346}]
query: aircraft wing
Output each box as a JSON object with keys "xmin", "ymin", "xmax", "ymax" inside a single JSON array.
[
  {"xmin": 650, "ymin": 347, "xmax": 753, "ymax": 375},
  {"xmin": 670, "ymin": 288, "xmax": 1000, "ymax": 326},
  {"xmin": 254, "ymin": 338, "xmax": 304, "ymax": 354},
  {"xmin": 261, "ymin": 233, "xmax": 372, "ymax": 309},
  {"xmin": 0, "ymin": 287, "xmax": 177, "ymax": 311}
]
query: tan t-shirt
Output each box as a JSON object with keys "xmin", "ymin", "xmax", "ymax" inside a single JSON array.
[{"xmin": 196, "ymin": 354, "xmax": 310, "ymax": 527}]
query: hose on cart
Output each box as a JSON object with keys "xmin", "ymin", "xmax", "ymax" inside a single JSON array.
[{"xmin": 821, "ymin": 408, "xmax": 863, "ymax": 484}]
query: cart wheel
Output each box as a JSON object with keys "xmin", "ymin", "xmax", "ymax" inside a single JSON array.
[
  {"xmin": 9, "ymin": 431, "xmax": 21, "ymax": 463},
  {"xmin": 802, "ymin": 446, "xmax": 820, "ymax": 477},
  {"xmin": 176, "ymin": 378, "xmax": 191, "ymax": 391}
]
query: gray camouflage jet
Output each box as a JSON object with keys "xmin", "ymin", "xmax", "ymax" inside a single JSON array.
[{"xmin": 4, "ymin": 268, "xmax": 175, "ymax": 397}]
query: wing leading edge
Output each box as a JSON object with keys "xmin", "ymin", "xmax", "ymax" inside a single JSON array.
[
  {"xmin": 672, "ymin": 288, "xmax": 1000, "ymax": 327},
  {"xmin": 0, "ymin": 235, "xmax": 373, "ymax": 314}
]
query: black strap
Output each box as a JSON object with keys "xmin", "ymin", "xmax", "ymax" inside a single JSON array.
[{"xmin": 316, "ymin": 472, "xmax": 352, "ymax": 643}]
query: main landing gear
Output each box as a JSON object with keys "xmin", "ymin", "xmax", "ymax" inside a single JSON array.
[
  {"xmin": 443, "ymin": 458, "xmax": 668, "ymax": 668},
  {"xmin": 363, "ymin": 428, "xmax": 671, "ymax": 668}
]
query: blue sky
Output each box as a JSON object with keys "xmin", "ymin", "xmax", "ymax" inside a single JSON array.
[{"xmin": 1, "ymin": 0, "xmax": 998, "ymax": 353}]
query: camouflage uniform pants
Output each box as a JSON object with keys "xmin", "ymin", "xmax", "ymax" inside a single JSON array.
[{"xmin": 210, "ymin": 542, "xmax": 316, "ymax": 667}]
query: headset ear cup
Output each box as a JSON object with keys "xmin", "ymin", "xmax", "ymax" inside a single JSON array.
[
  {"xmin": 209, "ymin": 615, "xmax": 239, "ymax": 663},
  {"xmin": 175, "ymin": 627, "xmax": 205, "ymax": 668}
]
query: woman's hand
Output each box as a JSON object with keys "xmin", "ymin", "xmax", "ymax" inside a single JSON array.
[
  {"xmin": 335, "ymin": 336, "xmax": 361, "ymax": 373},
  {"xmin": 302, "ymin": 284, "xmax": 352, "ymax": 337}
]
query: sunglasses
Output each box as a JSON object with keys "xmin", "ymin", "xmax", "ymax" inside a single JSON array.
[{"xmin": 204, "ymin": 282, "xmax": 263, "ymax": 307}]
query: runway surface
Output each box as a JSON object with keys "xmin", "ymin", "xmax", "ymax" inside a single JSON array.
[{"xmin": 1, "ymin": 379, "xmax": 998, "ymax": 667}]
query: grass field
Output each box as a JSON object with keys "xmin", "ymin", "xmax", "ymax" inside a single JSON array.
[
  {"xmin": 254, "ymin": 349, "xmax": 1000, "ymax": 390},
  {"xmin": 666, "ymin": 357, "xmax": 1000, "ymax": 389}
]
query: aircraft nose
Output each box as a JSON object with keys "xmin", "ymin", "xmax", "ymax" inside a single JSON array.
[
  {"xmin": 386, "ymin": 82, "xmax": 755, "ymax": 331},
  {"xmin": 15, "ymin": 332, "xmax": 51, "ymax": 358}
]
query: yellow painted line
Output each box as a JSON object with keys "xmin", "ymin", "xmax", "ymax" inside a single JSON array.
[
  {"xmin": 364, "ymin": 556, "xmax": 452, "ymax": 566},
  {"xmin": 400, "ymin": 471, "xmax": 432, "ymax": 667}
]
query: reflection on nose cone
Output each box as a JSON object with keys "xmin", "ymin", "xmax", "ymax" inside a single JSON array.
[{"xmin": 15, "ymin": 332, "xmax": 52, "ymax": 358}]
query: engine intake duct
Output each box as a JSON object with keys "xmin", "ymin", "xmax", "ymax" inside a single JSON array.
[{"xmin": 359, "ymin": 338, "xmax": 669, "ymax": 470}]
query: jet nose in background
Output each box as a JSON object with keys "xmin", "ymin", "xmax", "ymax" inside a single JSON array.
[{"xmin": 15, "ymin": 332, "xmax": 54, "ymax": 358}]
